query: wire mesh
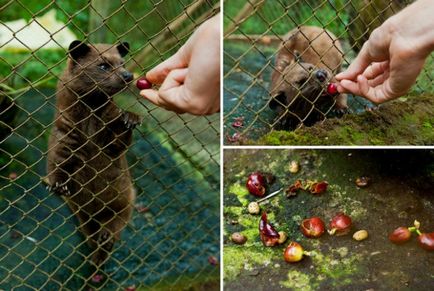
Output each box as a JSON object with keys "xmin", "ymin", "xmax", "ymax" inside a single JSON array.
[
  {"xmin": 223, "ymin": 0, "xmax": 433, "ymax": 144},
  {"xmin": 0, "ymin": 0, "xmax": 220, "ymax": 290}
]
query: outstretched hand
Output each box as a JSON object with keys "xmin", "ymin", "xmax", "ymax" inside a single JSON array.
[
  {"xmin": 140, "ymin": 14, "xmax": 220, "ymax": 115},
  {"xmin": 336, "ymin": 0, "xmax": 434, "ymax": 104}
]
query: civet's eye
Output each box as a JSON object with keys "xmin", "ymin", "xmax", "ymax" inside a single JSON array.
[{"xmin": 98, "ymin": 63, "xmax": 110, "ymax": 71}]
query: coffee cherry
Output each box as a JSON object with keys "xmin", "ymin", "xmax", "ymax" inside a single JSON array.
[
  {"xmin": 417, "ymin": 232, "xmax": 434, "ymax": 251},
  {"xmin": 136, "ymin": 77, "xmax": 152, "ymax": 90},
  {"xmin": 247, "ymin": 202, "xmax": 260, "ymax": 214},
  {"xmin": 91, "ymin": 274, "xmax": 104, "ymax": 283},
  {"xmin": 259, "ymin": 212, "xmax": 280, "ymax": 247},
  {"xmin": 310, "ymin": 181, "xmax": 328, "ymax": 194},
  {"xmin": 329, "ymin": 213, "xmax": 352, "ymax": 236},
  {"xmin": 300, "ymin": 217, "xmax": 325, "ymax": 238},
  {"xmin": 283, "ymin": 242, "xmax": 305, "ymax": 263},
  {"xmin": 327, "ymin": 83, "xmax": 338, "ymax": 95},
  {"xmin": 246, "ymin": 172, "xmax": 266, "ymax": 197},
  {"xmin": 355, "ymin": 177, "xmax": 370, "ymax": 187},
  {"xmin": 389, "ymin": 227, "xmax": 411, "ymax": 244},
  {"xmin": 289, "ymin": 161, "xmax": 300, "ymax": 173}
]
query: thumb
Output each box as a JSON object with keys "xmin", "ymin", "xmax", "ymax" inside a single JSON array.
[
  {"xmin": 146, "ymin": 45, "xmax": 189, "ymax": 85},
  {"xmin": 140, "ymin": 68, "xmax": 189, "ymax": 113}
]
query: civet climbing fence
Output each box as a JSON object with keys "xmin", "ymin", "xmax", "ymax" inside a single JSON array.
[
  {"xmin": 0, "ymin": 0, "xmax": 220, "ymax": 290},
  {"xmin": 223, "ymin": 0, "xmax": 433, "ymax": 143}
]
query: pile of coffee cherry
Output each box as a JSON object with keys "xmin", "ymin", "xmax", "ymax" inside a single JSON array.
[{"xmin": 231, "ymin": 170, "xmax": 433, "ymax": 265}]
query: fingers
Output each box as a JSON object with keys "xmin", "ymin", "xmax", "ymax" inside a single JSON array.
[
  {"xmin": 338, "ymin": 79, "xmax": 362, "ymax": 96},
  {"xmin": 160, "ymin": 68, "xmax": 188, "ymax": 91},
  {"xmin": 145, "ymin": 45, "xmax": 189, "ymax": 85},
  {"xmin": 139, "ymin": 89, "xmax": 167, "ymax": 108},
  {"xmin": 337, "ymin": 61, "xmax": 390, "ymax": 95},
  {"xmin": 339, "ymin": 75, "xmax": 389, "ymax": 104},
  {"xmin": 363, "ymin": 61, "xmax": 389, "ymax": 79},
  {"xmin": 367, "ymin": 71, "xmax": 389, "ymax": 88},
  {"xmin": 356, "ymin": 75, "xmax": 371, "ymax": 98},
  {"xmin": 139, "ymin": 88, "xmax": 186, "ymax": 114},
  {"xmin": 140, "ymin": 68, "xmax": 189, "ymax": 113}
]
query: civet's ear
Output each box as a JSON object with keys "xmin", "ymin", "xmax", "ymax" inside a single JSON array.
[
  {"xmin": 116, "ymin": 42, "xmax": 130, "ymax": 57},
  {"xmin": 68, "ymin": 40, "xmax": 91, "ymax": 60}
]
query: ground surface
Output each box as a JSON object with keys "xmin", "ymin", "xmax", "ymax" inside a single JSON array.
[{"xmin": 224, "ymin": 149, "xmax": 434, "ymax": 290}]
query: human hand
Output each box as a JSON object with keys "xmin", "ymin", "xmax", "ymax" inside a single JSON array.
[
  {"xmin": 336, "ymin": 0, "xmax": 434, "ymax": 104},
  {"xmin": 140, "ymin": 14, "xmax": 220, "ymax": 115}
]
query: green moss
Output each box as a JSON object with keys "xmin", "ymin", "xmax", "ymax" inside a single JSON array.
[
  {"xmin": 278, "ymin": 247, "xmax": 361, "ymax": 289},
  {"xmin": 224, "ymin": 209, "xmax": 281, "ymax": 280},
  {"xmin": 228, "ymin": 183, "xmax": 250, "ymax": 206},
  {"xmin": 224, "ymin": 206, "xmax": 244, "ymax": 217},
  {"xmin": 423, "ymin": 121, "xmax": 432, "ymax": 129},
  {"xmin": 224, "ymin": 247, "xmax": 280, "ymax": 281},
  {"xmin": 257, "ymin": 131, "xmax": 319, "ymax": 146},
  {"xmin": 280, "ymin": 270, "xmax": 318, "ymax": 291},
  {"xmin": 420, "ymin": 117, "xmax": 434, "ymax": 142},
  {"xmin": 336, "ymin": 126, "xmax": 366, "ymax": 144},
  {"xmin": 312, "ymin": 249, "xmax": 361, "ymax": 285},
  {"xmin": 257, "ymin": 95, "xmax": 434, "ymax": 145}
]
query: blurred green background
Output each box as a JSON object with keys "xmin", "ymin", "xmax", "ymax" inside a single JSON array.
[{"xmin": 0, "ymin": 0, "xmax": 218, "ymax": 89}]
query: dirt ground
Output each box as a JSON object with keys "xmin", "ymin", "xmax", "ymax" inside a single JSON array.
[{"xmin": 224, "ymin": 149, "xmax": 434, "ymax": 290}]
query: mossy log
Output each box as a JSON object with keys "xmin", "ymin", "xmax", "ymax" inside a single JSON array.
[{"xmin": 257, "ymin": 94, "xmax": 434, "ymax": 145}]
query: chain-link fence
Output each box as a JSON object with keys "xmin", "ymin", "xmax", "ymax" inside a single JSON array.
[
  {"xmin": 0, "ymin": 0, "xmax": 220, "ymax": 289},
  {"xmin": 223, "ymin": 0, "xmax": 433, "ymax": 144}
]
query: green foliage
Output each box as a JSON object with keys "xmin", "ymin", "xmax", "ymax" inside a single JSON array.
[
  {"xmin": 0, "ymin": 0, "xmax": 90, "ymax": 35},
  {"xmin": 0, "ymin": 50, "xmax": 65, "ymax": 88},
  {"xmin": 224, "ymin": 0, "xmax": 349, "ymax": 37},
  {"xmin": 0, "ymin": 0, "xmax": 218, "ymax": 90}
]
